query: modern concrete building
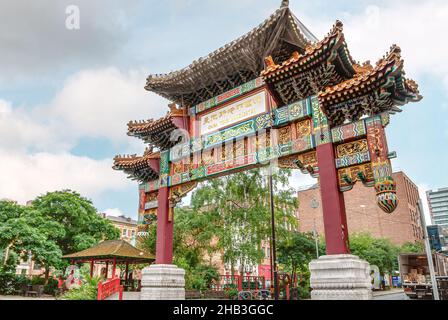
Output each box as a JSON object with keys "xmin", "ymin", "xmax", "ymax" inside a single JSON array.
[
  {"xmin": 426, "ymin": 187, "xmax": 448, "ymax": 232},
  {"xmin": 297, "ymin": 171, "xmax": 424, "ymax": 246}
]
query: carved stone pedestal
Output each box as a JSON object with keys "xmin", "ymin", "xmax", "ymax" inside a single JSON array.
[
  {"xmin": 140, "ymin": 264, "xmax": 185, "ymax": 300},
  {"xmin": 309, "ymin": 254, "xmax": 372, "ymax": 300}
]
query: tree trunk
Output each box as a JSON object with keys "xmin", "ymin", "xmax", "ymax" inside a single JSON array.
[
  {"xmin": 3, "ymin": 241, "xmax": 13, "ymax": 266},
  {"xmin": 44, "ymin": 267, "xmax": 50, "ymax": 285}
]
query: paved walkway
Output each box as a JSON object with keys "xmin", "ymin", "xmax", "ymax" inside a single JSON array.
[
  {"xmin": 372, "ymin": 288, "xmax": 409, "ymax": 300},
  {"xmin": 0, "ymin": 295, "xmax": 55, "ymax": 300},
  {"xmin": 106, "ymin": 292, "xmax": 140, "ymax": 300}
]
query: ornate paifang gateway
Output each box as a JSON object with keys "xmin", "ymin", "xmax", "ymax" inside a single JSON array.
[{"xmin": 113, "ymin": 1, "xmax": 421, "ymax": 264}]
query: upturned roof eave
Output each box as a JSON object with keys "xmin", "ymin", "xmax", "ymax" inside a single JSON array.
[{"xmin": 144, "ymin": 6, "xmax": 316, "ymax": 105}]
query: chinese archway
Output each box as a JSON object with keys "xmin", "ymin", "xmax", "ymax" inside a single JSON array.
[{"xmin": 113, "ymin": 1, "xmax": 421, "ymax": 284}]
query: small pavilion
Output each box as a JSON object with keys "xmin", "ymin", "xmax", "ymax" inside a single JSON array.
[{"xmin": 63, "ymin": 240, "xmax": 154, "ymax": 285}]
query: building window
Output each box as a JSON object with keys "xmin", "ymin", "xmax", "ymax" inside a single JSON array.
[
  {"xmin": 131, "ymin": 230, "xmax": 135, "ymax": 237},
  {"xmin": 122, "ymin": 229, "xmax": 127, "ymax": 236}
]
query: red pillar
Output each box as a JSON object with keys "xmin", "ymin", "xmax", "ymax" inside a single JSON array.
[
  {"xmin": 316, "ymin": 142, "xmax": 350, "ymax": 255},
  {"xmin": 155, "ymin": 186, "xmax": 174, "ymax": 264}
]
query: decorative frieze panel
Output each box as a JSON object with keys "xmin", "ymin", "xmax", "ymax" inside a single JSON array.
[
  {"xmin": 336, "ymin": 139, "xmax": 368, "ymax": 157},
  {"xmin": 274, "ymin": 98, "xmax": 311, "ymax": 126},
  {"xmin": 278, "ymin": 126, "xmax": 292, "ymax": 145},
  {"xmin": 191, "ymin": 77, "xmax": 265, "ymax": 115},
  {"xmin": 278, "ymin": 151, "xmax": 318, "ymax": 177},
  {"xmin": 295, "ymin": 119, "xmax": 312, "ymax": 139},
  {"xmin": 140, "ymin": 180, "xmax": 160, "ymax": 193},
  {"xmin": 168, "ymin": 181, "xmax": 198, "ymax": 221},
  {"xmin": 338, "ymin": 163, "xmax": 374, "ymax": 192},
  {"xmin": 207, "ymin": 154, "xmax": 256, "ymax": 176},
  {"xmin": 331, "ymin": 120, "xmax": 367, "ymax": 143},
  {"xmin": 335, "ymin": 152, "xmax": 370, "ymax": 169}
]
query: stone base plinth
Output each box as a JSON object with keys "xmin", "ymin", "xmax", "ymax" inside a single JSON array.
[
  {"xmin": 140, "ymin": 264, "xmax": 185, "ymax": 300},
  {"xmin": 309, "ymin": 254, "xmax": 372, "ymax": 300}
]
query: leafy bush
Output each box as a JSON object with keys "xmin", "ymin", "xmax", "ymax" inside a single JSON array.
[
  {"xmin": 0, "ymin": 267, "xmax": 33, "ymax": 295},
  {"xmin": 226, "ymin": 288, "xmax": 238, "ymax": 300},
  {"xmin": 0, "ymin": 269, "xmax": 18, "ymax": 295},
  {"xmin": 31, "ymin": 276, "xmax": 46, "ymax": 285},
  {"xmin": 44, "ymin": 277, "xmax": 59, "ymax": 296},
  {"xmin": 186, "ymin": 265, "xmax": 219, "ymax": 291},
  {"xmin": 59, "ymin": 275, "xmax": 101, "ymax": 300}
]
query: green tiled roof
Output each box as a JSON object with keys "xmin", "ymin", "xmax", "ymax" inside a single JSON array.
[{"xmin": 63, "ymin": 240, "xmax": 154, "ymax": 263}]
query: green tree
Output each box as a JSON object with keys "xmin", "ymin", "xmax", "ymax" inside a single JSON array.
[
  {"xmin": 32, "ymin": 190, "xmax": 120, "ymax": 257},
  {"xmin": 189, "ymin": 168, "xmax": 298, "ymax": 276},
  {"xmin": 400, "ymin": 241, "xmax": 425, "ymax": 254},
  {"xmin": 141, "ymin": 168, "xmax": 298, "ymax": 289},
  {"xmin": 0, "ymin": 200, "xmax": 64, "ymax": 283},
  {"xmin": 277, "ymin": 232, "xmax": 321, "ymax": 281},
  {"xmin": 30, "ymin": 190, "xmax": 120, "ymax": 281},
  {"xmin": 142, "ymin": 207, "xmax": 220, "ymax": 290},
  {"xmin": 348, "ymin": 233, "xmax": 399, "ymax": 274}
]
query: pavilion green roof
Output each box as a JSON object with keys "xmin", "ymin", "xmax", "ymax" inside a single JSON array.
[{"xmin": 63, "ymin": 240, "xmax": 154, "ymax": 263}]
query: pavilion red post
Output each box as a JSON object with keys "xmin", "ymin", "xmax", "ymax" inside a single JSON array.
[
  {"xmin": 125, "ymin": 262, "xmax": 129, "ymax": 286},
  {"xmin": 112, "ymin": 258, "xmax": 117, "ymax": 279},
  {"xmin": 90, "ymin": 259, "xmax": 94, "ymax": 277},
  {"xmin": 155, "ymin": 186, "xmax": 173, "ymax": 264},
  {"xmin": 316, "ymin": 142, "xmax": 350, "ymax": 254}
]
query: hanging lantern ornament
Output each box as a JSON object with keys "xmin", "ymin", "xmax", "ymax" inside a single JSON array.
[{"xmin": 375, "ymin": 176, "xmax": 398, "ymax": 214}]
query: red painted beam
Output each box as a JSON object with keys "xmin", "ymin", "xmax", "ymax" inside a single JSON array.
[
  {"xmin": 155, "ymin": 186, "xmax": 174, "ymax": 264},
  {"xmin": 316, "ymin": 143, "xmax": 350, "ymax": 255}
]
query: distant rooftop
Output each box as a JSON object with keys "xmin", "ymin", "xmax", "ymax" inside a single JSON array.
[
  {"xmin": 427, "ymin": 188, "xmax": 448, "ymax": 194},
  {"xmin": 102, "ymin": 214, "xmax": 137, "ymax": 225}
]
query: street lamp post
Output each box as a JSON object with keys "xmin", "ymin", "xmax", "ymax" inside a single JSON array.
[
  {"xmin": 417, "ymin": 199, "xmax": 440, "ymax": 300},
  {"xmin": 310, "ymin": 199, "xmax": 320, "ymax": 259},
  {"xmin": 267, "ymin": 168, "xmax": 279, "ymax": 300}
]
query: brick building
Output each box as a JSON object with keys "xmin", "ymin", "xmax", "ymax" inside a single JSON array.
[
  {"xmin": 297, "ymin": 171, "xmax": 423, "ymax": 245},
  {"xmin": 102, "ymin": 214, "xmax": 138, "ymax": 245}
]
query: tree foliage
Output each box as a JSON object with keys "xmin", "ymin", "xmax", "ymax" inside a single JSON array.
[
  {"xmin": 277, "ymin": 232, "xmax": 321, "ymax": 278},
  {"xmin": 141, "ymin": 168, "xmax": 299, "ymax": 289},
  {"xmin": 0, "ymin": 200, "xmax": 63, "ymax": 273},
  {"xmin": 32, "ymin": 190, "xmax": 120, "ymax": 255},
  {"xmin": 400, "ymin": 241, "xmax": 425, "ymax": 254},
  {"xmin": 0, "ymin": 190, "xmax": 120, "ymax": 283},
  {"xmin": 347, "ymin": 233, "xmax": 399, "ymax": 274},
  {"xmin": 187, "ymin": 168, "xmax": 298, "ymax": 274}
]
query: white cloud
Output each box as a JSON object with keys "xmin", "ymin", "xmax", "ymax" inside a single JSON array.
[
  {"xmin": 343, "ymin": 1, "xmax": 448, "ymax": 81},
  {"xmin": 103, "ymin": 208, "xmax": 125, "ymax": 217},
  {"xmin": 289, "ymin": 171, "xmax": 318, "ymax": 191},
  {"xmin": 46, "ymin": 67, "xmax": 168, "ymax": 144},
  {"xmin": 0, "ymin": 150, "xmax": 132, "ymax": 205},
  {"xmin": 0, "ymin": 67, "xmax": 169, "ymax": 207},
  {"xmin": 1, "ymin": 67, "xmax": 168, "ymax": 153},
  {"xmin": 0, "ymin": 100, "xmax": 68, "ymax": 152},
  {"xmin": 0, "ymin": 0, "xmax": 141, "ymax": 85},
  {"xmin": 296, "ymin": 0, "xmax": 448, "ymax": 89},
  {"xmin": 0, "ymin": 66, "xmax": 170, "ymax": 207}
]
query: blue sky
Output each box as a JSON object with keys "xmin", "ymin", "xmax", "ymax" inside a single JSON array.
[{"xmin": 0, "ymin": 0, "xmax": 446, "ymax": 223}]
